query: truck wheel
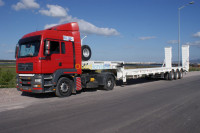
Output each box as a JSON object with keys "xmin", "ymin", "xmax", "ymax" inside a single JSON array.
[
  {"xmin": 168, "ymin": 71, "xmax": 174, "ymax": 80},
  {"xmin": 164, "ymin": 73, "xmax": 169, "ymax": 80},
  {"xmin": 174, "ymin": 70, "xmax": 178, "ymax": 80},
  {"xmin": 178, "ymin": 70, "xmax": 183, "ymax": 79},
  {"xmin": 82, "ymin": 45, "xmax": 92, "ymax": 61},
  {"xmin": 103, "ymin": 75, "xmax": 115, "ymax": 91},
  {"xmin": 56, "ymin": 77, "xmax": 73, "ymax": 97}
]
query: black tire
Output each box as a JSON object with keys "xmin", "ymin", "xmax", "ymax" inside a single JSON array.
[
  {"xmin": 146, "ymin": 75, "xmax": 154, "ymax": 80},
  {"xmin": 145, "ymin": 76, "xmax": 151, "ymax": 80},
  {"xmin": 82, "ymin": 45, "xmax": 92, "ymax": 61},
  {"xmin": 178, "ymin": 70, "xmax": 183, "ymax": 79},
  {"xmin": 102, "ymin": 75, "xmax": 115, "ymax": 91},
  {"xmin": 168, "ymin": 71, "xmax": 174, "ymax": 80},
  {"xmin": 21, "ymin": 91, "xmax": 30, "ymax": 96},
  {"xmin": 56, "ymin": 77, "xmax": 73, "ymax": 97},
  {"xmin": 174, "ymin": 70, "xmax": 178, "ymax": 80},
  {"xmin": 164, "ymin": 73, "xmax": 169, "ymax": 80}
]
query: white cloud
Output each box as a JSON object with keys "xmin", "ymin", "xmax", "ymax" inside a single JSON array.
[
  {"xmin": 12, "ymin": 0, "xmax": 40, "ymax": 11},
  {"xmin": 6, "ymin": 50, "xmax": 15, "ymax": 54},
  {"xmin": 0, "ymin": 0, "xmax": 4, "ymax": 6},
  {"xmin": 184, "ymin": 41, "xmax": 200, "ymax": 47},
  {"xmin": 39, "ymin": 5, "xmax": 67, "ymax": 18},
  {"xmin": 44, "ymin": 23, "xmax": 59, "ymax": 29},
  {"xmin": 138, "ymin": 36, "xmax": 156, "ymax": 40},
  {"xmin": 193, "ymin": 32, "xmax": 200, "ymax": 38},
  {"xmin": 167, "ymin": 40, "xmax": 178, "ymax": 44},
  {"xmin": 60, "ymin": 17, "xmax": 120, "ymax": 36},
  {"xmin": 41, "ymin": 4, "xmax": 119, "ymax": 36}
]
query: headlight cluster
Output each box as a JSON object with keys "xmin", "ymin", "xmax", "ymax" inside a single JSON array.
[
  {"xmin": 35, "ymin": 79, "xmax": 42, "ymax": 83},
  {"xmin": 34, "ymin": 77, "xmax": 42, "ymax": 88},
  {"xmin": 34, "ymin": 75, "xmax": 42, "ymax": 84}
]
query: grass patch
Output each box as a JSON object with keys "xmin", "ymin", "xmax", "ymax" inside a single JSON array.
[
  {"xmin": 189, "ymin": 67, "xmax": 200, "ymax": 72},
  {"xmin": 0, "ymin": 66, "xmax": 16, "ymax": 88},
  {"xmin": 0, "ymin": 63, "xmax": 16, "ymax": 68}
]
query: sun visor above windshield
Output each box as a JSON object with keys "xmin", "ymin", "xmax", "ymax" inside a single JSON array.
[
  {"xmin": 18, "ymin": 35, "xmax": 41, "ymax": 44},
  {"xmin": 48, "ymin": 22, "xmax": 79, "ymax": 31}
]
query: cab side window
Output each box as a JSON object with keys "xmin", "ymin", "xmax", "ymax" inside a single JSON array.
[
  {"xmin": 61, "ymin": 42, "xmax": 65, "ymax": 54},
  {"xmin": 50, "ymin": 41, "xmax": 60, "ymax": 54}
]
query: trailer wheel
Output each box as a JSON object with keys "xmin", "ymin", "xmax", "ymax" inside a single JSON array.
[
  {"xmin": 168, "ymin": 71, "xmax": 174, "ymax": 80},
  {"xmin": 56, "ymin": 77, "xmax": 73, "ymax": 97},
  {"xmin": 174, "ymin": 70, "xmax": 178, "ymax": 80},
  {"xmin": 164, "ymin": 73, "xmax": 169, "ymax": 80},
  {"xmin": 178, "ymin": 70, "xmax": 183, "ymax": 79},
  {"xmin": 102, "ymin": 75, "xmax": 115, "ymax": 91},
  {"xmin": 145, "ymin": 75, "xmax": 154, "ymax": 80},
  {"xmin": 82, "ymin": 45, "xmax": 92, "ymax": 61}
]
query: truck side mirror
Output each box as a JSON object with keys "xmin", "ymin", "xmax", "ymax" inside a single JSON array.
[
  {"xmin": 44, "ymin": 40, "xmax": 51, "ymax": 56},
  {"xmin": 15, "ymin": 45, "xmax": 19, "ymax": 59}
]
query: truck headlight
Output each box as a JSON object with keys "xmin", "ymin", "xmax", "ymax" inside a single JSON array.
[{"xmin": 35, "ymin": 79, "xmax": 42, "ymax": 83}]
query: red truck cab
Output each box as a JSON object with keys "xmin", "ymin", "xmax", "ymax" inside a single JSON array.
[{"xmin": 16, "ymin": 22, "xmax": 83, "ymax": 96}]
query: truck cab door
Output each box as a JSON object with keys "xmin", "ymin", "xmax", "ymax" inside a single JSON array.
[
  {"xmin": 60, "ymin": 41, "xmax": 75, "ymax": 69},
  {"xmin": 41, "ymin": 40, "xmax": 61, "ymax": 73}
]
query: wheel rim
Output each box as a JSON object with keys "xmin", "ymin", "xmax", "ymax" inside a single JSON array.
[
  {"xmin": 171, "ymin": 72, "xmax": 174, "ymax": 79},
  {"xmin": 83, "ymin": 48, "xmax": 90, "ymax": 57},
  {"xmin": 60, "ymin": 82, "xmax": 69, "ymax": 93},
  {"xmin": 107, "ymin": 79, "xmax": 112, "ymax": 87}
]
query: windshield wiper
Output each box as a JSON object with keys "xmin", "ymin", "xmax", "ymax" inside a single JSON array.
[{"xmin": 21, "ymin": 54, "xmax": 34, "ymax": 57}]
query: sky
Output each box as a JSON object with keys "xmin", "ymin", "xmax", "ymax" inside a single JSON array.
[{"xmin": 0, "ymin": 0, "xmax": 199, "ymax": 62}]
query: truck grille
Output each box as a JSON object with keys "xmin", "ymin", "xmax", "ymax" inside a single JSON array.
[{"xmin": 18, "ymin": 63, "xmax": 33, "ymax": 71}]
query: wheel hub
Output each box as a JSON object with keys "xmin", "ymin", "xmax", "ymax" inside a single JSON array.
[
  {"xmin": 83, "ymin": 48, "xmax": 90, "ymax": 57},
  {"xmin": 107, "ymin": 80, "xmax": 112, "ymax": 87},
  {"xmin": 172, "ymin": 72, "xmax": 174, "ymax": 79},
  {"xmin": 60, "ymin": 82, "xmax": 69, "ymax": 92}
]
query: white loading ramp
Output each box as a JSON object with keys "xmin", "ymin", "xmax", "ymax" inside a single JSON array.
[
  {"xmin": 182, "ymin": 45, "xmax": 190, "ymax": 71},
  {"xmin": 164, "ymin": 47, "xmax": 172, "ymax": 68}
]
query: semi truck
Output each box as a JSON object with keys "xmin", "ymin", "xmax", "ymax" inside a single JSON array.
[{"xmin": 15, "ymin": 22, "xmax": 190, "ymax": 97}]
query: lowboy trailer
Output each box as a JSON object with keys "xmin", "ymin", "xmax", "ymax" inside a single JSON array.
[{"xmin": 15, "ymin": 22, "xmax": 189, "ymax": 97}]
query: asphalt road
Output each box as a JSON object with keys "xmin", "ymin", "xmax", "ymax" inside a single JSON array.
[{"xmin": 0, "ymin": 72, "xmax": 200, "ymax": 133}]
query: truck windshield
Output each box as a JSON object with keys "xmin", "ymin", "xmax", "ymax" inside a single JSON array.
[
  {"xmin": 18, "ymin": 35, "xmax": 41, "ymax": 58},
  {"xmin": 18, "ymin": 41, "xmax": 40, "ymax": 58}
]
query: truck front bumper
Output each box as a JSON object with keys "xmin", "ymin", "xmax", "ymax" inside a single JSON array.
[
  {"xmin": 16, "ymin": 74, "xmax": 45, "ymax": 93},
  {"xmin": 17, "ymin": 87, "xmax": 43, "ymax": 93}
]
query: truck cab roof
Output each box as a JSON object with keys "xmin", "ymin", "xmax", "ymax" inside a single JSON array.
[{"xmin": 21, "ymin": 22, "xmax": 79, "ymax": 40}]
